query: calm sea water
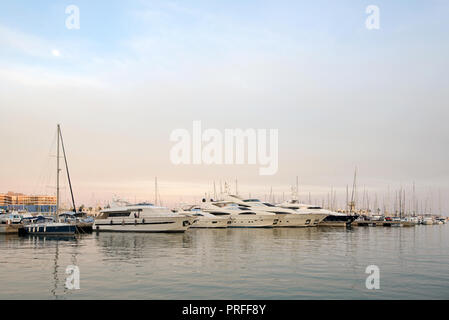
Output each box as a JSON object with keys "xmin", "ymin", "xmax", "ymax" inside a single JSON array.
[{"xmin": 1, "ymin": 224, "xmax": 448, "ymax": 299}]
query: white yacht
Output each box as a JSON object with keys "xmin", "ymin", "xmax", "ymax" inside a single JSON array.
[
  {"xmin": 177, "ymin": 205, "xmax": 229, "ymax": 228},
  {"xmin": 201, "ymin": 200, "xmax": 278, "ymax": 228},
  {"xmin": 222, "ymin": 195, "xmax": 325, "ymax": 227},
  {"xmin": 279, "ymin": 200, "xmax": 354, "ymax": 227},
  {"xmin": 94, "ymin": 201, "xmax": 196, "ymax": 233}
]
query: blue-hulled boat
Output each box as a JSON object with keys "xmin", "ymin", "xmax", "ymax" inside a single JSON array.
[
  {"xmin": 23, "ymin": 222, "xmax": 76, "ymax": 235},
  {"xmin": 22, "ymin": 125, "xmax": 77, "ymax": 236}
]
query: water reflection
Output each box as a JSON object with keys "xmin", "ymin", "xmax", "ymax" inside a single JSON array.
[{"xmin": 1, "ymin": 225, "xmax": 448, "ymax": 299}]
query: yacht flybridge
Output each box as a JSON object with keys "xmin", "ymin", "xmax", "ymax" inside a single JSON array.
[
  {"xmin": 221, "ymin": 195, "xmax": 327, "ymax": 227},
  {"xmin": 94, "ymin": 201, "xmax": 196, "ymax": 233}
]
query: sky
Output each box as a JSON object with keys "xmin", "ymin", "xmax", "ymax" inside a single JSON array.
[{"xmin": 0, "ymin": 1, "xmax": 448, "ymax": 213}]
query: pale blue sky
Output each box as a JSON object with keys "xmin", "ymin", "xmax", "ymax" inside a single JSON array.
[{"xmin": 1, "ymin": 1, "xmax": 448, "ymax": 211}]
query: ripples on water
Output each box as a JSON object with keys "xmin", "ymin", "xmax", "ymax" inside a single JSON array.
[{"xmin": 0, "ymin": 225, "xmax": 448, "ymax": 299}]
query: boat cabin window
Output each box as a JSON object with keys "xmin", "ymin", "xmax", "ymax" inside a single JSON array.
[
  {"xmin": 210, "ymin": 212, "xmax": 230, "ymax": 216},
  {"xmin": 107, "ymin": 212, "xmax": 131, "ymax": 217},
  {"xmin": 193, "ymin": 213, "xmax": 203, "ymax": 217},
  {"xmin": 263, "ymin": 203, "xmax": 275, "ymax": 207},
  {"xmin": 239, "ymin": 212, "xmax": 256, "ymax": 215}
]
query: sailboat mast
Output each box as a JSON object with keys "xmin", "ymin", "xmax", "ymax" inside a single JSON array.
[
  {"xmin": 56, "ymin": 124, "xmax": 60, "ymax": 218},
  {"xmin": 155, "ymin": 177, "xmax": 158, "ymax": 206},
  {"xmin": 59, "ymin": 126, "xmax": 77, "ymax": 212}
]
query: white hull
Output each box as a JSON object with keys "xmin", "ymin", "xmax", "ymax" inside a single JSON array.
[
  {"xmin": 275, "ymin": 213, "xmax": 328, "ymax": 227},
  {"xmin": 94, "ymin": 216, "xmax": 194, "ymax": 233},
  {"xmin": 190, "ymin": 218, "xmax": 229, "ymax": 228},
  {"xmin": 228, "ymin": 215, "xmax": 277, "ymax": 228}
]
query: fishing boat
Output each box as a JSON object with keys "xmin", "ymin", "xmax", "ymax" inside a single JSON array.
[{"xmin": 22, "ymin": 125, "xmax": 76, "ymax": 235}]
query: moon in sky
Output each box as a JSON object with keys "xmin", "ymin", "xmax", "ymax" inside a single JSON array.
[{"xmin": 51, "ymin": 49, "xmax": 60, "ymax": 57}]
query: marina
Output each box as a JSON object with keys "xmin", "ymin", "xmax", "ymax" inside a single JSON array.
[{"xmin": 1, "ymin": 0, "xmax": 448, "ymax": 304}]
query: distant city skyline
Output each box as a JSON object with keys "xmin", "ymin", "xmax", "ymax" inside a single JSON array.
[{"xmin": 1, "ymin": 1, "xmax": 448, "ymax": 213}]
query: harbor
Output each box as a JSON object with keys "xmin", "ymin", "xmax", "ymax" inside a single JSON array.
[{"xmin": 1, "ymin": 0, "xmax": 448, "ymax": 304}]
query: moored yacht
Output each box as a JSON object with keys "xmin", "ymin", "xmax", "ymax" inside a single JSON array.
[
  {"xmin": 223, "ymin": 195, "xmax": 326, "ymax": 227},
  {"xmin": 201, "ymin": 199, "xmax": 278, "ymax": 228},
  {"xmin": 176, "ymin": 204, "xmax": 229, "ymax": 228},
  {"xmin": 94, "ymin": 202, "xmax": 196, "ymax": 233},
  {"xmin": 279, "ymin": 200, "xmax": 356, "ymax": 227}
]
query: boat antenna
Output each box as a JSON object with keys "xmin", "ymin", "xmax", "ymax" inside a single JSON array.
[{"xmin": 59, "ymin": 125, "xmax": 77, "ymax": 212}]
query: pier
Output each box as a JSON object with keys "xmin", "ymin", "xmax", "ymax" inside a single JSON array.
[
  {"xmin": 0, "ymin": 224, "xmax": 23, "ymax": 234},
  {"xmin": 352, "ymin": 220, "xmax": 403, "ymax": 227}
]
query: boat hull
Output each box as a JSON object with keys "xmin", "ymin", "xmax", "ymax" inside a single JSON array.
[
  {"xmin": 228, "ymin": 215, "xmax": 277, "ymax": 228},
  {"xmin": 276, "ymin": 213, "xmax": 321, "ymax": 228},
  {"xmin": 274, "ymin": 213, "xmax": 328, "ymax": 227},
  {"xmin": 93, "ymin": 216, "xmax": 194, "ymax": 233},
  {"xmin": 190, "ymin": 218, "xmax": 229, "ymax": 228},
  {"xmin": 22, "ymin": 223, "xmax": 76, "ymax": 235},
  {"xmin": 319, "ymin": 214, "xmax": 358, "ymax": 227}
]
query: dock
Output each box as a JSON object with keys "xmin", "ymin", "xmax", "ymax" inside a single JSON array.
[
  {"xmin": 352, "ymin": 221, "xmax": 404, "ymax": 227},
  {"xmin": 0, "ymin": 224, "xmax": 23, "ymax": 234}
]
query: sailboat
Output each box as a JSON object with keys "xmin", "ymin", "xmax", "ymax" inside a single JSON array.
[{"xmin": 22, "ymin": 125, "xmax": 76, "ymax": 235}]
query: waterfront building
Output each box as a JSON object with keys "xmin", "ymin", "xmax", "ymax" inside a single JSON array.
[{"xmin": 0, "ymin": 191, "xmax": 56, "ymax": 213}]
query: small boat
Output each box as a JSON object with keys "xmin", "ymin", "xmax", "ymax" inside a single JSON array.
[
  {"xmin": 0, "ymin": 213, "xmax": 23, "ymax": 224},
  {"xmin": 422, "ymin": 217, "xmax": 434, "ymax": 225},
  {"xmin": 401, "ymin": 217, "xmax": 418, "ymax": 227}
]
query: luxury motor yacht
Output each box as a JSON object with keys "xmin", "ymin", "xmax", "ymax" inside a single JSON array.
[
  {"xmin": 94, "ymin": 201, "xmax": 197, "ymax": 233},
  {"xmin": 222, "ymin": 195, "xmax": 326, "ymax": 227},
  {"xmin": 279, "ymin": 199, "xmax": 356, "ymax": 227},
  {"xmin": 201, "ymin": 199, "xmax": 278, "ymax": 228},
  {"xmin": 176, "ymin": 205, "xmax": 229, "ymax": 228}
]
